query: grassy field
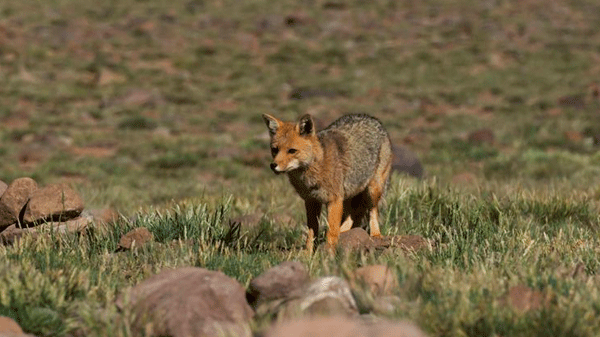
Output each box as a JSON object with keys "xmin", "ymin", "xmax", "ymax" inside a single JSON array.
[{"xmin": 1, "ymin": 0, "xmax": 600, "ymax": 335}]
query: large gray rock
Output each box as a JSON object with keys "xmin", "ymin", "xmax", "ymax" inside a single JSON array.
[
  {"xmin": 0, "ymin": 178, "xmax": 38, "ymax": 230},
  {"xmin": 265, "ymin": 316, "xmax": 428, "ymax": 337},
  {"xmin": 22, "ymin": 184, "xmax": 84, "ymax": 225},
  {"xmin": 117, "ymin": 267, "xmax": 254, "ymax": 337},
  {"xmin": 248, "ymin": 261, "xmax": 309, "ymax": 306}
]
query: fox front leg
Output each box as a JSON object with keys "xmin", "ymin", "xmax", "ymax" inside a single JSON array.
[
  {"xmin": 305, "ymin": 199, "xmax": 321, "ymax": 252},
  {"xmin": 325, "ymin": 198, "xmax": 344, "ymax": 247}
]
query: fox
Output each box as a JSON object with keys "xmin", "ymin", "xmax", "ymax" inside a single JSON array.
[{"xmin": 262, "ymin": 113, "xmax": 393, "ymax": 251}]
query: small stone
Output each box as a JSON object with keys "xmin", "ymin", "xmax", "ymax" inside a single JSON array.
[
  {"xmin": 117, "ymin": 227, "xmax": 154, "ymax": 251},
  {"xmin": 352, "ymin": 265, "xmax": 399, "ymax": 296},
  {"xmin": 467, "ymin": 128, "xmax": 495, "ymax": 145},
  {"xmin": 22, "ymin": 184, "xmax": 84, "ymax": 225},
  {"xmin": 337, "ymin": 228, "xmax": 373, "ymax": 252},
  {"xmin": 501, "ymin": 284, "xmax": 547, "ymax": 312},
  {"xmin": 84, "ymin": 208, "xmax": 120, "ymax": 224},
  {"xmin": 0, "ymin": 177, "xmax": 38, "ymax": 230},
  {"xmin": 564, "ymin": 131, "xmax": 583, "ymax": 143}
]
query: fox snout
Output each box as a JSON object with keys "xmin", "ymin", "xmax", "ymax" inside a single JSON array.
[{"xmin": 270, "ymin": 163, "xmax": 284, "ymax": 174}]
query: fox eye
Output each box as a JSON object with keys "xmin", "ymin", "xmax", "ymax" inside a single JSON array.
[
  {"xmin": 288, "ymin": 148, "xmax": 298, "ymax": 154},
  {"xmin": 271, "ymin": 147, "xmax": 279, "ymax": 156}
]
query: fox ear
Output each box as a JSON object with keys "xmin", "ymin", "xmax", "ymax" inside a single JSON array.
[
  {"xmin": 262, "ymin": 114, "xmax": 280, "ymax": 136},
  {"xmin": 298, "ymin": 114, "xmax": 315, "ymax": 136}
]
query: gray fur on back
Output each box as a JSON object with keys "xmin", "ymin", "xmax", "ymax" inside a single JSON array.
[{"xmin": 318, "ymin": 114, "xmax": 390, "ymax": 197}]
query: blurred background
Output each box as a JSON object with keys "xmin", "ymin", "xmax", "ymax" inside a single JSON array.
[{"xmin": 1, "ymin": 0, "xmax": 599, "ymax": 214}]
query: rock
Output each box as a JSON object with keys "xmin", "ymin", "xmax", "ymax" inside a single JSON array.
[
  {"xmin": 467, "ymin": 128, "xmax": 495, "ymax": 145},
  {"xmin": 564, "ymin": 131, "xmax": 583, "ymax": 143},
  {"xmin": 0, "ymin": 178, "xmax": 38, "ymax": 230},
  {"xmin": 22, "ymin": 184, "xmax": 84, "ymax": 225},
  {"xmin": 392, "ymin": 145, "xmax": 424, "ymax": 178},
  {"xmin": 52, "ymin": 216, "xmax": 92, "ymax": 234},
  {"xmin": 87, "ymin": 208, "xmax": 119, "ymax": 224},
  {"xmin": 279, "ymin": 277, "xmax": 358, "ymax": 319},
  {"xmin": 265, "ymin": 316, "xmax": 428, "ymax": 337},
  {"xmin": 0, "ymin": 224, "xmax": 33, "ymax": 245},
  {"xmin": 0, "ymin": 316, "xmax": 24, "ymax": 335},
  {"xmin": 0, "ymin": 180, "xmax": 7, "ymax": 197},
  {"xmin": 352, "ymin": 265, "xmax": 399, "ymax": 296},
  {"xmin": 117, "ymin": 267, "xmax": 254, "ymax": 337},
  {"xmin": 501, "ymin": 284, "xmax": 548, "ymax": 312},
  {"xmin": 0, "ymin": 216, "xmax": 91, "ymax": 245},
  {"xmin": 558, "ymin": 94, "xmax": 586, "ymax": 110},
  {"xmin": 247, "ymin": 261, "xmax": 309, "ymax": 307},
  {"xmin": 117, "ymin": 227, "xmax": 154, "ymax": 251},
  {"xmin": 337, "ymin": 228, "xmax": 374, "ymax": 252}
]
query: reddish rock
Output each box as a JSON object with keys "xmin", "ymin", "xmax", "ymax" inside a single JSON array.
[
  {"xmin": 22, "ymin": 184, "xmax": 84, "ymax": 225},
  {"xmin": 337, "ymin": 228, "xmax": 374, "ymax": 252},
  {"xmin": 0, "ymin": 178, "xmax": 38, "ymax": 230},
  {"xmin": 501, "ymin": 284, "xmax": 548, "ymax": 312},
  {"xmin": 117, "ymin": 267, "xmax": 254, "ymax": 337},
  {"xmin": 265, "ymin": 316, "xmax": 427, "ymax": 337},
  {"xmin": 558, "ymin": 94, "xmax": 586, "ymax": 110},
  {"xmin": 467, "ymin": 128, "xmax": 495, "ymax": 145},
  {"xmin": 0, "ymin": 224, "xmax": 33, "ymax": 245},
  {"xmin": 0, "ymin": 316, "xmax": 26, "ymax": 335},
  {"xmin": 117, "ymin": 227, "xmax": 154, "ymax": 251},
  {"xmin": 0, "ymin": 180, "xmax": 7, "ymax": 197},
  {"xmin": 85, "ymin": 208, "xmax": 120, "ymax": 224},
  {"xmin": 564, "ymin": 131, "xmax": 583, "ymax": 142},
  {"xmin": 352, "ymin": 265, "xmax": 399, "ymax": 296}
]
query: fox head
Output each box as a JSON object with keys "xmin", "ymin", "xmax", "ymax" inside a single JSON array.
[{"xmin": 262, "ymin": 113, "xmax": 318, "ymax": 174}]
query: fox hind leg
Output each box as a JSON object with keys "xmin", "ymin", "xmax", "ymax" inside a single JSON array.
[{"xmin": 366, "ymin": 145, "xmax": 393, "ymax": 237}]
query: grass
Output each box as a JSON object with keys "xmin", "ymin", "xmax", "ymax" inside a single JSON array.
[
  {"xmin": 1, "ymin": 182, "xmax": 600, "ymax": 336},
  {"xmin": 1, "ymin": 0, "xmax": 600, "ymax": 335}
]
